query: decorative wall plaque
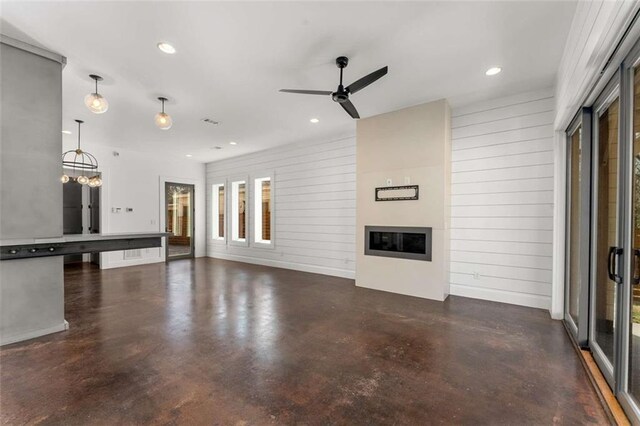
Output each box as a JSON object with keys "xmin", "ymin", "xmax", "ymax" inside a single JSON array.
[{"xmin": 375, "ymin": 185, "xmax": 419, "ymax": 201}]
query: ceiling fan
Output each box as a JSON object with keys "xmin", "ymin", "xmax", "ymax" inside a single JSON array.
[{"xmin": 279, "ymin": 56, "xmax": 388, "ymax": 119}]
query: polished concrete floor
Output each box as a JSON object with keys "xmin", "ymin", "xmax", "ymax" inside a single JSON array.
[{"xmin": 1, "ymin": 259, "xmax": 608, "ymax": 424}]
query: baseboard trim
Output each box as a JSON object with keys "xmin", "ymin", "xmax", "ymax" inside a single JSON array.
[
  {"xmin": 207, "ymin": 253, "xmax": 355, "ymax": 279},
  {"xmin": 0, "ymin": 321, "xmax": 68, "ymax": 346},
  {"xmin": 450, "ymin": 284, "xmax": 551, "ymax": 310}
]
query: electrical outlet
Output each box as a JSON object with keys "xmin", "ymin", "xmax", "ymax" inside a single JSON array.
[
  {"xmin": 473, "ymin": 272, "xmax": 480, "ymax": 280},
  {"xmin": 386, "ymin": 178, "xmax": 392, "ymax": 186}
]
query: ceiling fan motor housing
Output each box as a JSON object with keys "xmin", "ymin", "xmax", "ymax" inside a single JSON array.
[
  {"xmin": 332, "ymin": 89, "xmax": 349, "ymax": 103},
  {"xmin": 336, "ymin": 56, "xmax": 349, "ymax": 68}
]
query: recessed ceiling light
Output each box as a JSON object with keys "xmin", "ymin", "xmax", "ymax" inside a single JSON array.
[
  {"xmin": 62, "ymin": 130, "xmax": 71, "ymax": 134},
  {"xmin": 157, "ymin": 42, "xmax": 176, "ymax": 55},
  {"xmin": 485, "ymin": 67, "xmax": 502, "ymax": 76},
  {"xmin": 310, "ymin": 118, "xmax": 319, "ymax": 123},
  {"xmin": 229, "ymin": 141, "xmax": 237, "ymax": 145},
  {"xmin": 185, "ymin": 154, "xmax": 193, "ymax": 158}
]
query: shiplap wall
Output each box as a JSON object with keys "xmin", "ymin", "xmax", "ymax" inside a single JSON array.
[
  {"xmin": 555, "ymin": 0, "xmax": 638, "ymax": 129},
  {"xmin": 450, "ymin": 88, "xmax": 555, "ymax": 309},
  {"xmin": 206, "ymin": 136, "xmax": 356, "ymax": 278}
]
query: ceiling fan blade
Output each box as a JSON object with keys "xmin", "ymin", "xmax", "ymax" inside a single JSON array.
[
  {"xmin": 340, "ymin": 99, "xmax": 360, "ymax": 119},
  {"xmin": 346, "ymin": 66, "xmax": 388, "ymax": 95},
  {"xmin": 279, "ymin": 89, "xmax": 332, "ymax": 95}
]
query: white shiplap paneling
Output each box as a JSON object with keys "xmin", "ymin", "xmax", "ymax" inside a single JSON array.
[
  {"xmin": 206, "ymin": 136, "xmax": 356, "ymax": 278},
  {"xmin": 450, "ymin": 89, "xmax": 555, "ymax": 309}
]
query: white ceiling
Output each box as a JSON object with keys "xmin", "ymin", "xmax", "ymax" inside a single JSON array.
[{"xmin": 1, "ymin": 1, "xmax": 576, "ymax": 163}]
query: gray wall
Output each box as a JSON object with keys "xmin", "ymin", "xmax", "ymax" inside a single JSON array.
[{"xmin": 0, "ymin": 38, "xmax": 66, "ymax": 345}]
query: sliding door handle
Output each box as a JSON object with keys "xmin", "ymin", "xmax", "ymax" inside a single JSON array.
[
  {"xmin": 609, "ymin": 246, "xmax": 624, "ymax": 284},
  {"xmin": 634, "ymin": 249, "xmax": 640, "ymax": 285},
  {"xmin": 608, "ymin": 246, "xmax": 617, "ymax": 281}
]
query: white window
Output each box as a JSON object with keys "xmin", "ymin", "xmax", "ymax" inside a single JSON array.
[
  {"xmin": 211, "ymin": 183, "xmax": 225, "ymax": 240},
  {"xmin": 230, "ymin": 179, "xmax": 247, "ymax": 243},
  {"xmin": 253, "ymin": 176, "xmax": 273, "ymax": 246}
]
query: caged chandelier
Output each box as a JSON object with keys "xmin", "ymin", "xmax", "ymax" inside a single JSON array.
[{"xmin": 61, "ymin": 120, "xmax": 102, "ymax": 187}]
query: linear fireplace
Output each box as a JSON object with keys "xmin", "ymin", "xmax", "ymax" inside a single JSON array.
[{"xmin": 364, "ymin": 226, "xmax": 432, "ymax": 261}]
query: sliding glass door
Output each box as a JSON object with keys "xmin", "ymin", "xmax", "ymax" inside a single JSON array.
[
  {"xmin": 619, "ymin": 54, "xmax": 640, "ymax": 421},
  {"xmin": 590, "ymin": 84, "xmax": 621, "ymax": 389},
  {"xmin": 563, "ymin": 31, "xmax": 640, "ymax": 425},
  {"xmin": 565, "ymin": 109, "xmax": 591, "ymax": 346}
]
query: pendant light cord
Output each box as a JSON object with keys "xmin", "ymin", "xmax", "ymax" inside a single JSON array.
[
  {"xmin": 95, "ymin": 78, "xmax": 99, "ymax": 95},
  {"xmin": 77, "ymin": 121, "xmax": 81, "ymax": 150},
  {"xmin": 161, "ymin": 98, "xmax": 165, "ymax": 114}
]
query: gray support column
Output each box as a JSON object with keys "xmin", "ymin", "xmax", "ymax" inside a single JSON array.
[{"xmin": 0, "ymin": 36, "xmax": 67, "ymax": 345}]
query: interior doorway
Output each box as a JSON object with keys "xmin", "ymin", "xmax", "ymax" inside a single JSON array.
[
  {"xmin": 62, "ymin": 178, "xmax": 100, "ymax": 264},
  {"xmin": 165, "ymin": 182, "xmax": 195, "ymax": 260}
]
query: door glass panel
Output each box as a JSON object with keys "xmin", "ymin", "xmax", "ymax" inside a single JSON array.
[
  {"xmin": 630, "ymin": 67, "xmax": 640, "ymax": 400},
  {"xmin": 166, "ymin": 183, "xmax": 194, "ymax": 258},
  {"xmin": 594, "ymin": 98, "xmax": 619, "ymax": 365},
  {"xmin": 568, "ymin": 126, "xmax": 582, "ymax": 324}
]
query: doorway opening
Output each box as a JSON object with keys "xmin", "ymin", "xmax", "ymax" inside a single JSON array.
[
  {"xmin": 165, "ymin": 182, "xmax": 195, "ymax": 259},
  {"xmin": 62, "ymin": 174, "xmax": 100, "ymax": 264}
]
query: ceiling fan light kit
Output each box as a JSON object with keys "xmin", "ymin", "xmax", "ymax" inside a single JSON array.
[{"xmin": 280, "ymin": 56, "xmax": 388, "ymax": 119}]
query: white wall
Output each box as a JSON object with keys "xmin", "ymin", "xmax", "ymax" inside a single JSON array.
[
  {"xmin": 206, "ymin": 136, "xmax": 356, "ymax": 279},
  {"xmin": 555, "ymin": 0, "xmax": 639, "ymax": 130},
  {"xmin": 207, "ymin": 137, "xmax": 356, "ymax": 278},
  {"xmin": 449, "ymin": 88, "xmax": 555, "ymax": 310},
  {"xmin": 61, "ymin": 140, "xmax": 206, "ymax": 268}
]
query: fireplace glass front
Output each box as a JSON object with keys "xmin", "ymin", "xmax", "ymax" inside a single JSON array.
[{"xmin": 364, "ymin": 226, "xmax": 432, "ymax": 261}]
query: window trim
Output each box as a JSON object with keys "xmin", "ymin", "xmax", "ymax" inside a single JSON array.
[
  {"xmin": 229, "ymin": 177, "xmax": 249, "ymax": 247},
  {"xmin": 251, "ymin": 172, "xmax": 275, "ymax": 249},
  {"xmin": 211, "ymin": 181, "xmax": 226, "ymax": 242}
]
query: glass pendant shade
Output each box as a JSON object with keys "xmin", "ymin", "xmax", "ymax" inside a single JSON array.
[
  {"xmin": 155, "ymin": 112, "xmax": 172, "ymax": 130},
  {"xmin": 77, "ymin": 175, "xmax": 89, "ymax": 185},
  {"xmin": 155, "ymin": 97, "xmax": 172, "ymax": 130},
  {"xmin": 85, "ymin": 74, "xmax": 108, "ymax": 114},
  {"xmin": 84, "ymin": 92, "xmax": 109, "ymax": 114},
  {"xmin": 60, "ymin": 174, "xmax": 70, "ymax": 183}
]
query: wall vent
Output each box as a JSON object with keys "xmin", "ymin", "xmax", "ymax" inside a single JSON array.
[{"xmin": 124, "ymin": 249, "xmax": 142, "ymax": 259}]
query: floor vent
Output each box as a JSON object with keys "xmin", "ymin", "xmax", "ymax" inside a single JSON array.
[{"xmin": 124, "ymin": 249, "xmax": 142, "ymax": 260}]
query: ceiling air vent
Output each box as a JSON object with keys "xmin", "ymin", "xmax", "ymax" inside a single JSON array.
[{"xmin": 202, "ymin": 118, "xmax": 220, "ymax": 125}]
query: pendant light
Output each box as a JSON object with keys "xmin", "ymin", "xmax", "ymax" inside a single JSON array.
[
  {"xmin": 84, "ymin": 74, "xmax": 109, "ymax": 114},
  {"xmin": 155, "ymin": 97, "xmax": 173, "ymax": 130},
  {"xmin": 61, "ymin": 120, "xmax": 102, "ymax": 187}
]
